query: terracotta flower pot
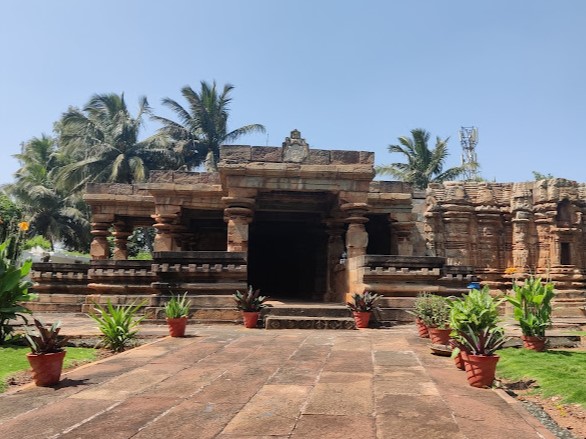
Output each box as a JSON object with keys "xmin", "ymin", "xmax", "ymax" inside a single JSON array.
[
  {"xmin": 428, "ymin": 327, "xmax": 451, "ymax": 345},
  {"xmin": 242, "ymin": 311, "xmax": 260, "ymax": 328},
  {"xmin": 415, "ymin": 318, "xmax": 429, "ymax": 338},
  {"xmin": 464, "ymin": 354, "xmax": 499, "ymax": 388},
  {"xmin": 27, "ymin": 351, "xmax": 66, "ymax": 387},
  {"xmin": 166, "ymin": 317, "xmax": 188, "ymax": 337},
  {"xmin": 521, "ymin": 335, "xmax": 547, "ymax": 352},
  {"xmin": 454, "ymin": 351, "xmax": 467, "ymax": 370},
  {"xmin": 353, "ymin": 311, "xmax": 371, "ymax": 329}
]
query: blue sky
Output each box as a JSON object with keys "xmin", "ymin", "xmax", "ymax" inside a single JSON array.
[{"xmin": 1, "ymin": 1, "xmax": 585, "ymax": 185}]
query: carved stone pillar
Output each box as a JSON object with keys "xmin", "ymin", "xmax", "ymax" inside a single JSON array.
[
  {"xmin": 534, "ymin": 203, "xmax": 556, "ymax": 270},
  {"xmin": 223, "ymin": 197, "xmax": 255, "ymax": 253},
  {"xmin": 325, "ymin": 220, "xmax": 345, "ymax": 301},
  {"xmin": 90, "ymin": 222, "xmax": 111, "ymax": 260},
  {"xmin": 112, "ymin": 221, "xmax": 132, "ymax": 260},
  {"xmin": 475, "ymin": 207, "xmax": 502, "ymax": 269},
  {"xmin": 442, "ymin": 204, "xmax": 475, "ymax": 266},
  {"xmin": 152, "ymin": 213, "xmax": 181, "ymax": 252},
  {"xmin": 341, "ymin": 203, "xmax": 369, "ymax": 259},
  {"xmin": 391, "ymin": 214, "xmax": 414, "ymax": 256}
]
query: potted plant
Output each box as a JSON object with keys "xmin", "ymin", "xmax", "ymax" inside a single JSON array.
[
  {"xmin": 505, "ymin": 277, "xmax": 554, "ymax": 351},
  {"xmin": 450, "ymin": 286, "xmax": 504, "ymax": 380},
  {"xmin": 24, "ymin": 317, "xmax": 70, "ymax": 386},
  {"xmin": 409, "ymin": 292, "xmax": 435, "ymax": 338},
  {"xmin": 233, "ymin": 286, "xmax": 269, "ymax": 328},
  {"xmin": 164, "ymin": 292, "xmax": 191, "ymax": 337},
  {"xmin": 346, "ymin": 291, "xmax": 382, "ymax": 328},
  {"xmin": 420, "ymin": 294, "xmax": 452, "ymax": 344}
]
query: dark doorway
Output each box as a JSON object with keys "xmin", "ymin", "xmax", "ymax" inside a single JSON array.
[
  {"xmin": 560, "ymin": 242, "xmax": 571, "ymax": 265},
  {"xmin": 248, "ymin": 213, "xmax": 328, "ymax": 300}
]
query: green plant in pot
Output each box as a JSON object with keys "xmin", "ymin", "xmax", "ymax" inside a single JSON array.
[
  {"xmin": 24, "ymin": 318, "xmax": 70, "ymax": 386},
  {"xmin": 449, "ymin": 287, "xmax": 507, "ymax": 387},
  {"xmin": 164, "ymin": 293, "xmax": 191, "ymax": 337},
  {"xmin": 408, "ymin": 292, "xmax": 435, "ymax": 338},
  {"xmin": 233, "ymin": 286, "xmax": 269, "ymax": 328},
  {"xmin": 346, "ymin": 291, "xmax": 382, "ymax": 329},
  {"xmin": 89, "ymin": 300, "xmax": 145, "ymax": 352},
  {"xmin": 505, "ymin": 277, "xmax": 554, "ymax": 351},
  {"xmin": 420, "ymin": 294, "xmax": 451, "ymax": 345}
]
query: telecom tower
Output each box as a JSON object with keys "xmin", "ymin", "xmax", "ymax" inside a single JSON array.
[{"xmin": 459, "ymin": 126, "xmax": 479, "ymax": 180}]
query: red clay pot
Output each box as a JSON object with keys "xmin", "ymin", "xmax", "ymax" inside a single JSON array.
[
  {"xmin": 521, "ymin": 335, "xmax": 547, "ymax": 352},
  {"xmin": 464, "ymin": 354, "xmax": 499, "ymax": 388},
  {"xmin": 166, "ymin": 317, "xmax": 188, "ymax": 337},
  {"xmin": 454, "ymin": 351, "xmax": 467, "ymax": 370},
  {"xmin": 27, "ymin": 351, "xmax": 66, "ymax": 387},
  {"xmin": 353, "ymin": 311, "xmax": 371, "ymax": 329},
  {"xmin": 428, "ymin": 327, "xmax": 451, "ymax": 345},
  {"xmin": 416, "ymin": 318, "xmax": 429, "ymax": 338},
  {"xmin": 242, "ymin": 311, "xmax": 260, "ymax": 328}
]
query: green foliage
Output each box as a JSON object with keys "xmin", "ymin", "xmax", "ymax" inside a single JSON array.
[
  {"xmin": 232, "ymin": 286, "xmax": 269, "ymax": 312},
  {"xmin": 532, "ymin": 171, "xmax": 554, "ymax": 180},
  {"xmin": 449, "ymin": 287, "xmax": 504, "ymax": 333},
  {"xmin": 449, "ymin": 287, "xmax": 506, "ymax": 356},
  {"xmin": 89, "ymin": 300, "xmax": 145, "ymax": 352},
  {"xmin": 498, "ymin": 348, "xmax": 586, "ymax": 407},
  {"xmin": 129, "ymin": 251, "xmax": 153, "ymax": 260},
  {"xmin": 0, "ymin": 345, "xmax": 96, "ymax": 393},
  {"xmin": 153, "ymin": 81, "xmax": 266, "ymax": 172},
  {"xmin": 408, "ymin": 292, "xmax": 435, "ymax": 321},
  {"xmin": 376, "ymin": 128, "xmax": 466, "ymax": 189},
  {"xmin": 24, "ymin": 318, "xmax": 69, "ymax": 354},
  {"xmin": 419, "ymin": 294, "xmax": 451, "ymax": 328},
  {"xmin": 0, "ymin": 193, "xmax": 22, "ymax": 242},
  {"xmin": 0, "ymin": 240, "xmax": 35, "ymax": 344},
  {"xmin": 22, "ymin": 235, "xmax": 52, "ymax": 250},
  {"xmin": 506, "ymin": 277, "xmax": 554, "ymax": 337},
  {"xmin": 346, "ymin": 291, "xmax": 382, "ymax": 312},
  {"xmin": 164, "ymin": 293, "xmax": 191, "ymax": 318}
]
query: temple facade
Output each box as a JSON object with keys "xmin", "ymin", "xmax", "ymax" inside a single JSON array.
[{"xmin": 28, "ymin": 131, "xmax": 586, "ymax": 320}]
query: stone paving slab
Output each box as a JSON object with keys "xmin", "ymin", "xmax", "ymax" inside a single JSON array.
[{"xmin": 0, "ymin": 321, "xmax": 557, "ymax": 438}]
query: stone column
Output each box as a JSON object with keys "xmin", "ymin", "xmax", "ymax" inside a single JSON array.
[
  {"xmin": 325, "ymin": 219, "xmax": 345, "ymax": 301},
  {"xmin": 391, "ymin": 213, "xmax": 414, "ymax": 256},
  {"xmin": 112, "ymin": 221, "xmax": 132, "ymax": 260},
  {"xmin": 90, "ymin": 222, "xmax": 111, "ymax": 260},
  {"xmin": 442, "ymin": 204, "xmax": 475, "ymax": 266},
  {"xmin": 475, "ymin": 207, "xmax": 502, "ymax": 269},
  {"xmin": 341, "ymin": 203, "xmax": 369, "ymax": 259},
  {"xmin": 152, "ymin": 212, "xmax": 181, "ymax": 252},
  {"xmin": 223, "ymin": 197, "xmax": 255, "ymax": 253}
]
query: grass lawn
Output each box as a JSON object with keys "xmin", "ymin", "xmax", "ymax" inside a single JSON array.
[
  {"xmin": 497, "ymin": 347, "xmax": 586, "ymax": 407},
  {"xmin": 0, "ymin": 345, "xmax": 97, "ymax": 392}
]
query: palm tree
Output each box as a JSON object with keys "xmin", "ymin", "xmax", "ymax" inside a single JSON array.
[
  {"xmin": 152, "ymin": 81, "xmax": 265, "ymax": 172},
  {"xmin": 6, "ymin": 135, "xmax": 90, "ymax": 250},
  {"xmin": 56, "ymin": 93, "xmax": 173, "ymax": 191},
  {"xmin": 376, "ymin": 128, "xmax": 466, "ymax": 189}
]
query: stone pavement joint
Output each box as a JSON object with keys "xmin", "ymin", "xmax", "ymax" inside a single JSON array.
[{"xmin": 0, "ymin": 315, "xmax": 556, "ymax": 439}]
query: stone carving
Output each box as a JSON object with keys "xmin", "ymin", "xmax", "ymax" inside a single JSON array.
[{"xmin": 282, "ymin": 129, "xmax": 310, "ymax": 163}]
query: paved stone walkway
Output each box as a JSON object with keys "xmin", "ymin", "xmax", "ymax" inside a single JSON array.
[{"xmin": 0, "ymin": 323, "xmax": 555, "ymax": 438}]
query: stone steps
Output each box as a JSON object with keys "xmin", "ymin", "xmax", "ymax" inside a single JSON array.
[{"xmin": 265, "ymin": 316, "xmax": 356, "ymax": 330}]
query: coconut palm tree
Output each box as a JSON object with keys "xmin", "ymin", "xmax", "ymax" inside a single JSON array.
[
  {"xmin": 6, "ymin": 135, "xmax": 90, "ymax": 250},
  {"xmin": 376, "ymin": 128, "xmax": 466, "ymax": 189},
  {"xmin": 152, "ymin": 81, "xmax": 265, "ymax": 172},
  {"xmin": 55, "ymin": 93, "xmax": 173, "ymax": 191}
]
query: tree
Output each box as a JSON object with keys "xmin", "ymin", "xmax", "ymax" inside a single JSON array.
[
  {"xmin": 5, "ymin": 135, "xmax": 90, "ymax": 250},
  {"xmin": 56, "ymin": 93, "xmax": 173, "ymax": 191},
  {"xmin": 532, "ymin": 171, "xmax": 554, "ymax": 180},
  {"xmin": 152, "ymin": 81, "xmax": 266, "ymax": 172},
  {"xmin": 376, "ymin": 128, "xmax": 466, "ymax": 189}
]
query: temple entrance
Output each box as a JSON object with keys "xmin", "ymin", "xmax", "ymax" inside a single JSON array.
[{"xmin": 248, "ymin": 212, "xmax": 328, "ymax": 300}]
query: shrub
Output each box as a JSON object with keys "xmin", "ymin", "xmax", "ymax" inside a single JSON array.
[
  {"xmin": 164, "ymin": 293, "xmax": 191, "ymax": 318},
  {"xmin": 506, "ymin": 277, "xmax": 554, "ymax": 337},
  {"xmin": 420, "ymin": 294, "xmax": 451, "ymax": 328},
  {"xmin": 89, "ymin": 300, "xmax": 145, "ymax": 352}
]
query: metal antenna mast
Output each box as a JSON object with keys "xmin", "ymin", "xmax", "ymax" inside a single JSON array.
[{"xmin": 459, "ymin": 126, "xmax": 479, "ymax": 180}]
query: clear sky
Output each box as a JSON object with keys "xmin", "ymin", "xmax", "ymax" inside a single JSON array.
[{"xmin": 1, "ymin": 1, "xmax": 585, "ymax": 185}]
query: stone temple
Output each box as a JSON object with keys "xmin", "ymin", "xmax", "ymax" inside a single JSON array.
[{"xmin": 28, "ymin": 130, "xmax": 586, "ymax": 325}]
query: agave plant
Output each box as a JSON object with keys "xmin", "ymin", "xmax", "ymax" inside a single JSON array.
[
  {"xmin": 89, "ymin": 300, "xmax": 146, "ymax": 352},
  {"xmin": 346, "ymin": 292, "xmax": 382, "ymax": 312},
  {"xmin": 164, "ymin": 292, "xmax": 191, "ymax": 318},
  {"xmin": 24, "ymin": 318, "xmax": 69, "ymax": 354},
  {"xmin": 232, "ymin": 286, "xmax": 269, "ymax": 312}
]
